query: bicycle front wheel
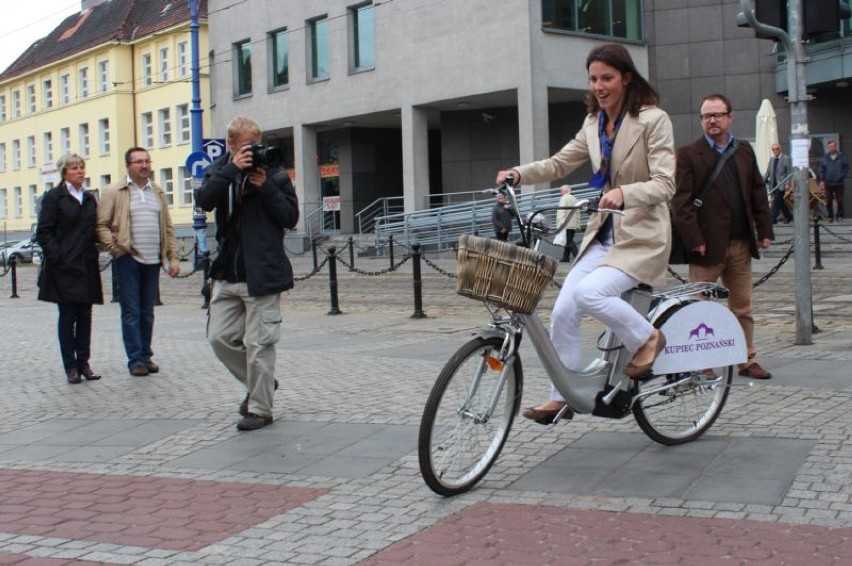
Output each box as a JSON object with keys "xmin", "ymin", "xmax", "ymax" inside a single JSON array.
[
  {"xmin": 418, "ymin": 336, "xmax": 523, "ymax": 496},
  {"xmin": 632, "ymin": 365, "xmax": 732, "ymax": 445}
]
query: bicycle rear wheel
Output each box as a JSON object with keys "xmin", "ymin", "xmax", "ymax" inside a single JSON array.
[
  {"xmin": 632, "ymin": 365, "xmax": 732, "ymax": 445},
  {"xmin": 418, "ymin": 336, "xmax": 522, "ymax": 496}
]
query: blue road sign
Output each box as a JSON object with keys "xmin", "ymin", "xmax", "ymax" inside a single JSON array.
[
  {"xmin": 203, "ymin": 138, "xmax": 227, "ymax": 161},
  {"xmin": 186, "ymin": 151, "xmax": 212, "ymax": 179}
]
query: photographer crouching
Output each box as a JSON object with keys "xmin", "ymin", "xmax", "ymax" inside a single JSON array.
[{"xmin": 197, "ymin": 116, "xmax": 299, "ymax": 431}]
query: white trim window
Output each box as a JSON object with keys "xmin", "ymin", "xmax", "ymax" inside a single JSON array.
[
  {"xmin": 43, "ymin": 132, "xmax": 53, "ymax": 164},
  {"xmin": 160, "ymin": 168, "xmax": 174, "ymax": 205},
  {"xmin": 178, "ymin": 166, "xmax": 192, "ymax": 206},
  {"xmin": 0, "ymin": 189, "xmax": 6, "ymax": 218},
  {"xmin": 14, "ymin": 187, "xmax": 23, "ymax": 217},
  {"xmin": 158, "ymin": 108, "xmax": 172, "ymax": 146},
  {"xmin": 43, "ymin": 79, "xmax": 53, "ymax": 108},
  {"xmin": 60, "ymin": 127, "xmax": 71, "ymax": 155},
  {"xmin": 27, "ymin": 84, "xmax": 36, "ymax": 113},
  {"xmin": 142, "ymin": 53, "xmax": 152, "ymax": 86},
  {"xmin": 79, "ymin": 67, "xmax": 89, "ymax": 97},
  {"xmin": 60, "ymin": 74, "xmax": 71, "ymax": 104},
  {"xmin": 0, "ymin": 143, "xmax": 6, "ymax": 172},
  {"xmin": 141, "ymin": 112, "xmax": 153, "ymax": 148},
  {"xmin": 159, "ymin": 47, "xmax": 170, "ymax": 82},
  {"xmin": 79, "ymin": 123, "xmax": 90, "ymax": 157},
  {"xmin": 176, "ymin": 104, "xmax": 190, "ymax": 144},
  {"xmin": 26, "ymin": 136, "xmax": 36, "ymax": 167},
  {"xmin": 177, "ymin": 41, "xmax": 189, "ymax": 77},
  {"xmin": 12, "ymin": 139, "xmax": 21, "ymax": 170},
  {"xmin": 0, "ymin": 94, "xmax": 6, "ymax": 121},
  {"xmin": 28, "ymin": 185, "xmax": 37, "ymax": 218},
  {"xmin": 98, "ymin": 118, "xmax": 110, "ymax": 156},
  {"xmin": 98, "ymin": 60, "xmax": 110, "ymax": 92},
  {"xmin": 12, "ymin": 90, "xmax": 21, "ymax": 118}
]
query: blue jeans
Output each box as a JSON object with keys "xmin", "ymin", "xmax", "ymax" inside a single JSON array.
[{"xmin": 115, "ymin": 255, "xmax": 160, "ymax": 370}]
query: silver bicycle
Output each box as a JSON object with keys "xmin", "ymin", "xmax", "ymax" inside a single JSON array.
[{"xmin": 418, "ymin": 183, "xmax": 748, "ymax": 496}]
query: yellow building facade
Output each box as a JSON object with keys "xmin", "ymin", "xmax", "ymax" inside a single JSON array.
[{"xmin": 0, "ymin": 1, "xmax": 210, "ymax": 235}]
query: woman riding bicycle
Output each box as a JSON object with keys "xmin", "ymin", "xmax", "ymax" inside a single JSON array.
[{"xmin": 496, "ymin": 43, "xmax": 676, "ymax": 425}]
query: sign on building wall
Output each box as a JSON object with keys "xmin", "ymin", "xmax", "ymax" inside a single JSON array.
[
  {"xmin": 323, "ymin": 196, "xmax": 341, "ymax": 211},
  {"xmin": 40, "ymin": 164, "xmax": 60, "ymax": 185}
]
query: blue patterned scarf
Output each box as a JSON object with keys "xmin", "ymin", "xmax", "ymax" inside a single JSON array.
[{"xmin": 590, "ymin": 111, "xmax": 624, "ymax": 243}]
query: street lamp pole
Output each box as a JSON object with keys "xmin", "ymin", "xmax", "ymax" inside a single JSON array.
[
  {"xmin": 738, "ymin": 0, "xmax": 813, "ymax": 345},
  {"xmin": 189, "ymin": 0, "xmax": 203, "ymax": 154}
]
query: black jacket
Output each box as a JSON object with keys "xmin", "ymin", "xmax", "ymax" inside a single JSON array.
[
  {"xmin": 36, "ymin": 183, "xmax": 104, "ymax": 305},
  {"xmin": 197, "ymin": 155, "xmax": 299, "ymax": 296}
]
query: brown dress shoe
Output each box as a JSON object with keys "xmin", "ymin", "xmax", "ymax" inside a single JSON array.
[
  {"xmin": 624, "ymin": 329, "xmax": 666, "ymax": 379},
  {"xmin": 144, "ymin": 361, "xmax": 159, "ymax": 373},
  {"xmin": 66, "ymin": 368, "xmax": 82, "ymax": 384},
  {"xmin": 738, "ymin": 362, "xmax": 772, "ymax": 379},
  {"xmin": 521, "ymin": 403, "xmax": 574, "ymax": 425},
  {"xmin": 79, "ymin": 364, "xmax": 101, "ymax": 381},
  {"xmin": 130, "ymin": 364, "xmax": 149, "ymax": 376}
]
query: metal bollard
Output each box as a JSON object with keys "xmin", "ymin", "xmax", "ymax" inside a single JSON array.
[
  {"xmin": 388, "ymin": 235, "xmax": 395, "ymax": 270},
  {"xmin": 10, "ymin": 258, "xmax": 19, "ymax": 299},
  {"xmin": 200, "ymin": 253, "xmax": 211, "ymax": 309},
  {"xmin": 327, "ymin": 246, "xmax": 342, "ymax": 315},
  {"xmin": 813, "ymin": 218, "xmax": 824, "ymax": 270},
  {"xmin": 348, "ymin": 236, "xmax": 355, "ymax": 272},
  {"xmin": 312, "ymin": 237, "xmax": 319, "ymax": 271},
  {"xmin": 410, "ymin": 244, "xmax": 426, "ymax": 319},
  {"xmin": 111, "ymin": 259, "xmax": 119, "ymax": 303}
]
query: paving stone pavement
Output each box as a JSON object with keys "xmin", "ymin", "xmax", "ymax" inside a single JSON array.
[{"xmin": 1, "ymin": 239, "xmax": 852, "ymax": 565}]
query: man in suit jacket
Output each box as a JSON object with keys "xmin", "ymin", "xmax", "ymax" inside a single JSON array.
[
  {"xmin": 672, "ymin": 94, "xmax": 775, "ymax": 379},
  {"xmin": 764, "ymin": 143, "xmax": 793, "ymax": 224}
]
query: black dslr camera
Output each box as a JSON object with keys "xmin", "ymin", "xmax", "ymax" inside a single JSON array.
[{"xmin": 249, "ymin": 143, "xmax": 284, "ymax": 169}]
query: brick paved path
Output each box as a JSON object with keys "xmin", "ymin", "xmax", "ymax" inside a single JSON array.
[{"xmin": 0, "ymin": 242, "xmax": 851, "ymax": 564}]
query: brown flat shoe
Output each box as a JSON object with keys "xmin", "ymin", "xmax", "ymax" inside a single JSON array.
[
  {"xmin": 624, "ymin": 329, "xmax": 666, "ymax": 379},
  {"xmin": 521, "ymin": 403, "xmax": 574, "ymax": 425},
  {"xmin": 144, "ymin": 360, "xmax": 160, "ymax": 373},
  {"xmin": 738, "ymin": 362, "xmax": 772, "ymax": 379}
]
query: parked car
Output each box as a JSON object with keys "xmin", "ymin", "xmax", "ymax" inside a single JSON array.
[{"xmin": 2, "ymin": 239, "xmax": 42, "ymax": 264}]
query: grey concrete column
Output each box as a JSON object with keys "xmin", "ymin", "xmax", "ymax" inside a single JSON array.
[
  {"xmin": 294, "ymin": 124, "xmax": 319, "ymax": 235},
  {"xmin": 517, "ymin": 82, "xmax": 550, "ymax": 192},
  {"xmin": 401, "ymin": 105, "xmax": 430, "ymax": 212}
]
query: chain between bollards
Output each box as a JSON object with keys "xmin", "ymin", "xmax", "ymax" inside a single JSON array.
[
  {"xmin": 410, "ymin": 244, "xmax": 426, "ymax": 319},
  {"xmin": 326, "ymin": 245, "xmax": 342, "ymax": 315}
]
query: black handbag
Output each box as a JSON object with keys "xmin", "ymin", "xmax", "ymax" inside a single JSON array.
[{"xmin": 669, "ymin": 141, "xmax": 739, "ymax": 265}]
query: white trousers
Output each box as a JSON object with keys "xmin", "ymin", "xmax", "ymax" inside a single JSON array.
[{"xmin": 548, "ymin": 241, "xmax": 654, "ymax": 402}]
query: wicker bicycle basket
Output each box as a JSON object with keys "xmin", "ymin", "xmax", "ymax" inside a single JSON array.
[{"xmin": 455, "ymin": 234, "xmax": 558, "ymax": 315}]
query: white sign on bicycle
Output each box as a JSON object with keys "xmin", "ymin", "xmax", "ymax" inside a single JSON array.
[{"xmin": 652, "ymin": 301, "xmax": 747, "ymax": 374}]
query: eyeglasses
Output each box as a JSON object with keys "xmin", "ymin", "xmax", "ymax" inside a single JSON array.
[
  {"xmin": 699, "ymin": 112, "xmax": 730, "ymax": 122},
  {"xmin": 128, "ymin": 159, "xmax": 153, "ymax": 165}
]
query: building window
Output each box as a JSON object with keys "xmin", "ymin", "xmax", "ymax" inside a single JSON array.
[
  {"xmin": 234, "ymin": 40, "xmax": 252, "ymax": 96},
  {"xmin": 43, "ymin": 80, "xmax": 53, "ymax": 108},
  {"xmin": 12, "ymin": 140, "xmax": 21, "ymax": 170},
  {"xmin": 141, "ymin": 112, "xmax": 153, "ymax": 148},
  {"xmin": 98, "ymin": 60, "xmax": 110, "ymax": 92},
  {"xmin": 60, "ymin": 127, "xmax": 71, "ymax": 155},
  {"xmin": 28, "ymin": 185, "xmax": 37, "ymax": 218},
  {"xmin": 177, "ymin": 104, "xmax": 191, "ymax": 144},
  {"xmin": 351, "ymin": 3, "xmax": 375, "ymax": 71},
  {"xmin": 0, "ymin": 189, "xmax": 6, "ymax": 218},
  {"xmin": 178, "ymin": 166, "xmax": 192, "ymax": 206},
  {"xmin": 12, "ymin": 90, "xmax": 21, "ymax": 118},
  {"xmin": 98, "ymin": 118, "xmax": 110, "ymax": 156},
  {"xmin": 270, "ymin": 28, "xmax": 289, "ymax": 88},
  {"xmin": 159, "ymin": 47, "xmax": 170, "ymax": 82},
  {"xmin": 160, "ymin": 168, "xmax": 174, "ymax": 205},
  {"xmin": 308, "ymin": 17, "xmax": 330, "ymax": 81},
  {"xmin": 78, "ymin": 124, "xmax": 90, "ymax": 157},
  {"xmin": 158, "ymin": 108, "xmax": 172, "ymax": 146},
  {"xmin": 99, "ymin": 174, "xmax": 111, "ymax": 188},
  {"xmin": 0, "ymin": 94, "xmax": 5, "ymax": 121},
  {"xmin": 79, "ymin": 67, "xmax": 89, "ymax": 97},
  {"xmin": 0, "ymin": 143, "xmax": 6, "ymax": 172},
  {"xmin": 26, "ymin": 136, "xmax": 36, "ymax": 167},
  {"xmin": 60, "ymin": 74, "xmax": 71, "ymax": 104},
  {"xmin": 177, "ymin": 41, "xmax": 189, "ymax": 77},
  {"xmin": 541, "ymin": 0, "xmax": 643, "ymax": 40},
  {"xmin": 43, "ymin": 132, "xmax": 53, "ymax": 164},
  {"xmin": 14, "ymin": 187, "xmax": 23, "ymax": 217},
  {"xmin": 27, "ymin": 85, "xmax": 36, "ymax": 113},
  {"xmin": 142, "ymin": 53, "xmax": 153, "ymax": 86}
]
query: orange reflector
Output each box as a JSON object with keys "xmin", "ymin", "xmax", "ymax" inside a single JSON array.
[{"xmin": 485, "ymin": 355, "xmax": 504, "ymax": 371}]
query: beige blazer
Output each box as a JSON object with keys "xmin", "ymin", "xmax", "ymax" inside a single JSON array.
[{"xmin": 515, "ymin": 106, "xmax": 676, "ymax": 287}]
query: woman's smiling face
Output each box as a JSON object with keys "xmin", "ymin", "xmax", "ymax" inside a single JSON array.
[{"xmin": 588, "ymin": 61, "xmax": 630, "ymax": 118}]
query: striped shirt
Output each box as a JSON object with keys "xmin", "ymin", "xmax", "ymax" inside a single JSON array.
[{"xmin": 127, "ymin": 177, "xmax": 161, "ymax": 265}]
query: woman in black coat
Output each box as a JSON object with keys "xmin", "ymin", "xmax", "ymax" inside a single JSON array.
[{"xmin": 36, "ymin": 153, "xmax": 104, "ymax": 384}]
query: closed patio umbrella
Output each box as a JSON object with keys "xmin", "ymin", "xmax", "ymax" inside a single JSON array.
[{"xmin": 754, "ymin": 98, "xmax": 779, "ymax": 176}]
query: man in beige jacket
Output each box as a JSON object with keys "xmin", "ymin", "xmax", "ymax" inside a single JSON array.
[{"xmin": 96, "ymin": 147, "xmax": 179, "ymax": 376}]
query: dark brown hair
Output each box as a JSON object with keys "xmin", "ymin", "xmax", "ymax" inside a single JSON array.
[
  {"xmin": 700, "ymin": 93, "xmax": 732, "ymax": 113},
  {"xmin": 584, "ymin": 43, "xmax": 660, "ymax": 116}
]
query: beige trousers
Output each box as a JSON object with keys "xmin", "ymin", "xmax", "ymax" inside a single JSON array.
[{"xmin": 208, "ymin": 281, "xmax": 281, "ymax": 417}]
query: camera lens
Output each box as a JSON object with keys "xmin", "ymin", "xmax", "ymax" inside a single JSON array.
[{"xmin": 250, "ymin": 144, "xmax": 285, "ymax": 169}]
